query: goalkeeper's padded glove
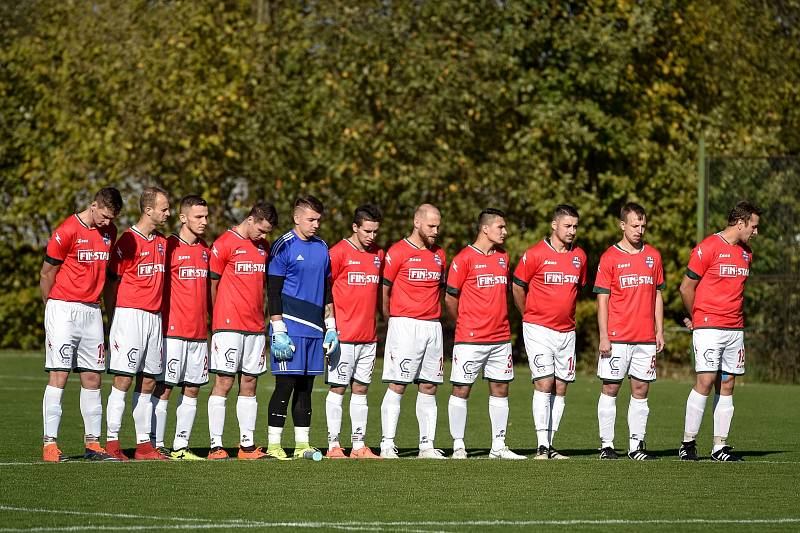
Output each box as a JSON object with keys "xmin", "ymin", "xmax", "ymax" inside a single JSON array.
[
  {"xmin": 270, "ymin": 320, "xmax": 295, "ymax": 361},
  {"xmin": 323, "ymin": 317, "xmax": 340, "ymax": 358}
]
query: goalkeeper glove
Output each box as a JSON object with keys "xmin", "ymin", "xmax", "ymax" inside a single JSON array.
[
  {"xmin": 323, "ymin": 317, "xmax": 340, "ymax": 360},
  {"xmin": 270, "ymin": 320, "xmax": 295, "ymax": 361}
]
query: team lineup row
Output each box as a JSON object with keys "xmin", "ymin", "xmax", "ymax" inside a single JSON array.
[{"xmin": 39, "ymin": 186, "xmax": 762, "ymax": 462}]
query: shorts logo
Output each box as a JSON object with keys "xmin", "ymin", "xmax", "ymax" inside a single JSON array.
[
  {"xmin": 645, "ymin": 256, "xmax": 654, "ymax": 268},
  {"xmin": 235, "ymin": 261, "xmax": 266, "ymax": 274},
  {"xmin": 572, "ymin": 256, "xmax": 582, "ymax": 269},
  {"xmin": 224, "ymin": 348, "xmax": 237, "ymax": 369},
  {"xmin": 348, "ymin": 272, "xmax": 380, "ymax": 285},
  {"xmin": 462, "ymin": 360, "xmax": 481, "ymax": 379},
  {"xmin": 167, "ymin": 358, "xmax": 179, "ymax": 379},
  {"xmin": 137, "ymin": 263, "xmax": 165, "ymax": 277},
  {"xmin": 399, "ymin": 358, "xmax": 413, "ymax": 379},
  {"xmin": 126, "ymin": 348, "xmax": 139, "ymax": 370},
  {"xmin": 532, "ymin": 354, "xmax": 546, "ymax": 371},
  {"xmin": 335, "ymin": 362, "xmax": 348, "ymax": 381},
  {"xmin": 701, "ymin": 348, "xmax": 717, "ymax": 367},
  {"xmin": 609, "ymin": 356, "xmax": 620, "ymax": 376},
  {"xmin": 59, "ymin": 344, "xmax": 73, "ymax": 365},
  {"xmin": 373, "ymin": 256, "xmax": 381, "ymax": 269}
]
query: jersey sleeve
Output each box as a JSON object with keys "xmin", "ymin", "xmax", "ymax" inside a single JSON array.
[
  {"xmin": 512, "ymin": 249, "xmax": 533, "ymax": 287},
  {"xmin": 267, "ymin": 239, "xmax": 290, "ymax": 277},
  {"xmin": 655, "ymin": 252, "xmax": 666, "ymax": 290},
  {"xmin": 445, "ymin": 252, "xmax": 468, "ymax": 296},
  {"xmin": 209, "ymin": 238, "xmax": 228, "ymax": 280},
  {"xmin": 686, "ymin": 242, "xmax": 710, "ymax": 280},
  {"xmin": 382, "ymin": 244, "xmax": 401, "ymax": 285},
  {"xmin": 329, "ymin": 244, "xmax": 344, "ymax": 281},
  {"xmin": 579, "ymin": 250, "xmax": 588, "ymax": 288},
  {"xmin": 593, "ymin": 251, "xmax": 613, "ymax": 294},
  {"xmin": 44, "ymin": 221, "xmax": 74, "ymax": 265},
  {"xmin": 438, "ymin": 248, "xmax": 447, "ymax": 287},
  {"xmin": 108, "ymin": 232, "xmax": 134, "ymax": 280}
]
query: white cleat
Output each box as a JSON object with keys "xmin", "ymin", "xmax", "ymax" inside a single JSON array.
[
  {"xmin": 418, "ymin": 448, "xmax": 447, "ymax": 459},
  {"xmin": 380, "ymin": 445, "xmax": 399, "ymax": 459},
  {"xmin": 489, "ymin": 446, "xmax": 527, "ymax": 460},
  {"xmin": 451, "ymin": 448, "xmax": 468, "ymax": 459}
]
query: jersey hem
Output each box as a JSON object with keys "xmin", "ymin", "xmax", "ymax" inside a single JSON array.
[
  {"xmin": 454, "ymin": 340, "xmax": 511, "ymax": 345},
  {"xmin": 212, "ymin": 329, "xmax": 266, "ymax": 336},
  {"xmin": 164, "ymin": 335, "xmax": 208, "ymax": 342},
  {"xmin": 692, "ymin": 326, "xmax": 744, "ymax": 331},
  {"xmin": 339, "ymin": 340, "xmax": 378, "ymax": 345},
  {"xmin": 610, "ymin": 340, "xmax": 657, "ymax": 345}
]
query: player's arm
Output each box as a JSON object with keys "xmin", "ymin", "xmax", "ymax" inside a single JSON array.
[
  {"xmin": 322, "ymin": 278, "xmax": 339, "ymax": 356},
  {"xmin": 267, "ymin": 274, "xmax": 295, "ymax": 359},
  {"xmin": 655, "ymin": 289, "xmax": 665, "ymax": 353},
  {"xmin": 381, "ymin": 283, "xmax": 391, "ymax": 320},
  {"xmin": 596, "ymin": 293, "xmax": 611, "ymax": 357},
  {"xmin": 444, "ymin": 292, "xmax": 459, "ymax": 324},
  {"xmin": 679, "ymin": 275, "xmax": 699, "ymax": 330},
  {"xmin": 102, "ymin": 274, "xmax": 119, "ymax": 323},
  {"xmin": 39, "ymin": 262, "xmax": 60, "ymax": 303},
  {"xmin": 210, "ymin": 278, "xmax": 219, "ymax": 308},
  {"xmin": 511, "ymin": 282, "xmax": 527, "ymax": 315}
]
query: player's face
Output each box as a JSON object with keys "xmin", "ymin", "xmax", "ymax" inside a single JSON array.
[
  {"xmin": 294, "ymin": 207, "xmax": 322, "ymax": 239},
  {"xmin": 484, "ymin": 217, "xmax": 507, "ymax": 246},
  {"xmin": 415, "ymin": 212, "xmax": 440, "ymax": 246},
  {"xmin": 353, "ymin": 220, "xmax": 380, "ymax": 249},
  {"xmin": 90, "ymin": 203, "xmax": 116, "ymax": 228},
  {"xmin": 248, "ymin": 218, "xmax": 273, "ymax": 241},
  {"xmin": 621, "ymin": 213, "xmax": 646, "ymax": 246},
  {"xmin": 739, "ymin": 214, "xmax": 760, "ymax": 243},
  {"xmin": 147, "ymin": 193, "xmax": 171, "ymax": 227},
  {"xmin": 181, "ymin": 205, "xmax": 209, "ymax": 237},
  {"xmin": 551, "ymin": 215, "xmax": 578, "ymax": 245}
]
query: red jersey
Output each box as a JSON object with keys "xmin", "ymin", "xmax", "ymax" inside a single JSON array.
[
  {"xmin": 108, "ymin": 227, "xmax": 167, "ymax": 313},
  {"xmin": 512, "ymin": 239, "xmax": 587, "ymax": 332},
  {"xmin": 593, "ymin": 244, "xmax": 665, "ymax": 343},
  {"xmin": 330, "ymin": 238, "xmax": 384, "ymax": 343},
  {"xmin": 210, "ymin": 229, "xmax": 268, "ymax": 334},
  {"xmin": 383, "ymin": 238, "xmax": 446, "ymax": 320},
  {"xmin": 686, "ymin": 233, "xmax": 752, "ymax": 329},
  {"xmin": 446, "ymin": 245, "xmax": 510, "ymax": 343},
  {"xmin": 45, "ymin": 214, "xmax": 117, "ymax": 304},
  {"xmin": 162, "ymin": 234, "xmax": 210, "ymax": 341}
]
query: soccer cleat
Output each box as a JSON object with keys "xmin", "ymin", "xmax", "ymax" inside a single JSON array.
[
  {"xmin": 534, "ymin": 445, "xmax": 550, "ymax": 460},
  {"xmin": 548, "ymin": 447, "xmax": 569, "ymax": 460},
  {"xmin": 207, "ymin": 447, "xmax": 230, "ymax": 460},
  {"xmin": 599, "ymin": 447, "xmax": 619, "ymax": 460},
  {"xmin": 42, "ymin": 443, "xmax": 68, "ymax": 463},
  {"xmin": 156, "ymin": 446, "xmax": 173, "ymax": 459},
  {"xmin": 451, "ymin": 448, "xmax": 468, "ymax": 459},
  {"xmin": 104, "ymin": 440, "xmax": 130, "ymax": 462},
  {"xmin": 293, "ymin": 445, "xmax": 322, "ymax": 460},
  {"xmin": 417, "ymin": 448, "xmax": 447, "ymax": 459},
  {"xmin": 325, "ymin": 446, "xmax": 348, "ymax": 459},
  {"xmin": 170, "ymin": 448, "xmax": 204, "ymax": 461},
  {"xmin": 627, "ymin": 441, "xmax": 658, "ymax": 461},
  {"xmin": 264, "ymin": 445, "xmax": 292, "ymax": 461},
  {"xmin": 711, "ymin": 446, "xmax": 744, "ymax": 462},
  {"xmin": 134, "ymin": 442, "xmax": 170, "ymax": 461},
  {"xmin": 379, "ymin": 445, "xmax": 399, "ymax": 459},
  {"xmin": 237, "ymin": 446, "xmax": 271, "ymax": 460},
  {"xmin": 678, "ymin": 440, "xmax": 700, "ymax": 461},
  {"xmin": 489, "ymin": 447, "xmax": 527, "ymax": 460},
  {"xmin": 83, "ymin": 442, "xmax": 119, "ymax": 462},
  {"xmin": 349, "ymin": 446, "xmax": 382, "ymax": 459}
]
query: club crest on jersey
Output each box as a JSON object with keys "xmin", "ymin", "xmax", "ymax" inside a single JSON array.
[
  {"xmin": 434, "ymin": 255, "xmax": 442, "ymax": 266},
  {"xmin": 373, "ymin": 256, "xmax": 381, "ymax": 269},
  {"xmin": 157, "ymin": 243, "xmax": 165, "ymax": 256},
  {"xmin": 742, "ymin": 250, "xmax": 750, "ymax": 263},
  {"xmin": 202, "ymin": 250, "xmax": 209, "ymax": 263},
  {"xmin": 498, "ymin": 257, "xmax": 506, "ymax": 268},
  {"xmin": 102, "ymin": 234, "xmax": 111, "ymax": 246},
  {"xmin": 646, "ymin": 256, "xmax": 654, "ymax": 268},
  {"xmin": 572, "ymin": 256, "xmax": 582, "ymax": 269},
  {"xmin": 258, "ymin": 245, "xmax": 266, "ymax": 257}
]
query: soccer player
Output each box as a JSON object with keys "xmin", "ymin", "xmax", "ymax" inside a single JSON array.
[
  {"xmin": 512, "ymin": 204, "xmax": 587, "ymax": 460},
  {"xmin": 446, "ymin": 208, "xmax": 525, "ymax": 460},
  {"xmin": 594, "ymin": 203, "xmax": 665, "ymax": 460},
  {"xmin": 266, "ymin": 195, "xmax": 338, "ymax": 460},
  {"xmin": 380, "ymin": 203, "xmax": 447, "ymax": 459},
  {"xmin": 105, "ymin": 186, "xmax": 170, "ymax": 461},
  {"xmin": 149, "ymin": 195, "xmax": 210, "ymax": 460},
  {"xmin": 325, "ymin": 204, "xmax": 384, "ymax": 459},
  {"xmin": 206, "ymin": 201, "xmax": 277, "ymax": 460},
  {"xmin": 40, "ymin": 187, "xmax": 123, "ymax": 462},
  {"xmin": 678, "ymin": 201, "xmax": 761, "ymax": 462}
]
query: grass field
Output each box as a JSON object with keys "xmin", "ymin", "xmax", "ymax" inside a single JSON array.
[{"xmin": 1, "ymin": 349, "xmax": 799, "ymax": 532}]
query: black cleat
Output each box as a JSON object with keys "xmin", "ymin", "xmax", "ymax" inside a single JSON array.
[
  {"xmin": 678, "ymin": 440, "xmax": 699, "ymax": 461},
  {"xmin": 599, "ymin": 447, "xmax": 619, "ymax": 460},
  {"xmin": 710, "ymin": 446, "xmax": 744, "ymax": 462},
  {"xmin": 627, "ymin": 441, "xmax": 658, "ymax": 461}
]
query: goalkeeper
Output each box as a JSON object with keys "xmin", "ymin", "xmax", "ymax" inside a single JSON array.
[{"xmin": 266, "ymin": 195, "xmax": 339, "ymax": 460}]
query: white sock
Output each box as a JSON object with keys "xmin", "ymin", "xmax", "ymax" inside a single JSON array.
[
  {"xmin": 43, "ymin": 385, "xmax": 64, "ymax": 442},
  {"xmin": 549, "ymin": 395, "xmax": 565, "ymax": 447},
  {"xmin": 208, "ymin": 395, "xmax": 227, "ymax": 449},
  {"xmin": 173, "ymin": 395, "xmax": 197, "ymax": 450},
  {"xmin": 325, "ymin": 391, "xmax": 344, "ymax": 450},
  {"xmin": 268, "ymin": 426, "xmax": 284, "ymax": 446},
  {"xmin": 416, "ymin": 392, "xmax": 437, "ymax": 450},
  {"xmin": 712, "ymin": 394, "xmax": 734, "ymax": 452},
  {"xmin": 79, "ymin": 387, "xmax": 102, "ymax": 443},
  {"xmin": 627, "ymin": 397, "xmax": 650, "ymax": 452},
  {"xmin": 350, "ymin": 393, "xmax": 368, "ymax": 450},
  {"xmin": 683, "ymin": 389, "xmax": 708, "ymax": 441},
  {"xmin": 150, "ymin": 397, "xmax": 168, "ymax": 448},
  {"xmin": 236, "ymin": 396, "xmax": 257, "ymax": 448},
  {"xmin": 533, "ymin": 390, "xmax": 552, "ymax": 448},
  {"xmin": 380, "ymin": 388, "xmax": 403, "ymax": 447},
  {"xmin": 488, "ymin": 395, "xmax": 509, "ymax": 450},
  {"xmin": 295, "ymin": 426, "xmax": 310, "ymax": 445},
  {"xmin": 106, "ymin": 386, "xmax": 126, "ymax": 442},
  {"xmin": 597, "ymin": 393, "xmax": 617, "ymax": 448},
  {"xmin": 131, "ymin": 392, "xmax": 153, "ymax": 444},
  {"xmin": 448, "ymin": 395, "xmax": 468, "ymax": 450}
]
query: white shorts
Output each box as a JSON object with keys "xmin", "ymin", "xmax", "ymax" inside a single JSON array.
[
  {"xmin": 450, "ymin": 342, "xmax": 514, "ymax": 385},
  {"xmin": 210, "ymin": 331, "xmax": 267, "ymax": 376},
  {"xmin": 523, "ymin": 323, "xmax": 576, "ymax": 382},
  {"xmin": 108, "ymin": 308, "xmax": 163, "ymax": 376},
  {"xmin": 382, "ymin": 317, "xmax": 443, "ymax": 384},
  {"xmin": 326, "ymin": 342, "xmax": 377, "ymax": 387},
  {"xmin": 160, "ymin": 338, "xmax": 209, "ymax": 387},
  {"xmin": 597, "ymin": 343, "xmax": 657, "ymax": 382},
  {"xmin": 44, "ymin": 300, "xmax": 105, "ymax": 373},
  {"xmin": 693, "ymin": 329, "xmax": 745, "ymax": 375}
]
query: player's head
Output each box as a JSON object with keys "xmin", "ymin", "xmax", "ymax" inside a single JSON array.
[
  {"xmin": 477, "ymin": 208, "xmax": 507, "ymax": 246},
  {"xmin": 619, "ymin": 202, "xmax": 647, "ymax": 246},
  {"xmin": 179, "ymin": 195, "xmax": 209, "ymax": 237},
  {"xmin": 413, "ymin": 203, "xmax": 441, "ymax": 246},
  {"xmin": 293, "ymin": 195, "xmax": 324, "ymax": 239},
  {"xmin": 352, "ymin": 204, "xmax": 382, "ymax": 249},
  {"xmin": 551, "ymin": 204, "xmax": 579, "ymax": 246},
  {"xmin": 89, "ymin": 187, "xmax": 123, "ymax": 228},
  {"xmin": 727, "ymin": 201, "xmax": 762, "ymax": 243},
  {"xmin": 140, "ymin": 186, "xmax": 170, "ymax": 227},
  {"xmin": 243, "ymin": 201, "xmax": 278, "ymax": 241}
]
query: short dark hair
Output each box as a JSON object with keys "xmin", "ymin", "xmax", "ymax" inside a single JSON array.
[
  {"xmin": 180, "ymin": 195, "xmax": 207, "ymax": 213},
  {"xmin": 294, "ymin": 195, "xmax": 324, "ymax": 215},
  {"xmin": 248, "ymin": 201, "xmax": 278, "ymax": 226},
  {"xmin": 620, "ymin": 202, "xmax": 646, "ymax": 221},
  {"xmin": 727, "ymin": 201, "xmax": 762, "ymax": 226},
  {"xmin": 553, "ymin": 204, "xmax": 579, "ymax": 220},
  {"xmin": 478, "ymin": 208, "xmax": 505, "ymax": 229},
  {"xmin": 95, "ymin": 187, "xmax": 123, "ymax": 215},
  {"xmin": 140, "ymin": 186, "xmax": 169, "ymax": 212},
  {"xmin": 354, "ymin": 204, "xmax": 382, "ymax": 226}
]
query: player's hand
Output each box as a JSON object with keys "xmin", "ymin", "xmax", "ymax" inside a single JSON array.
[
  {"xmin": 683, "ymin": 317, "xmax": 694, "ymax": 331},
  {"xmin": 656, "ymin": 332, "xmax": 665, "ymax": 353},
  {"xmin": 323, "ymin": 317, "xmax": 340, "ymax": 357},
  {"xmin": 598, "ymin": 339, "xmax": 612, "ymax": 358},
  {"xmin": 270, "ymin": 320, "xmax": 295, "ymax": 361}
]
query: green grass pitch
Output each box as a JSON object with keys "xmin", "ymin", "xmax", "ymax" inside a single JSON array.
[{"xmin": 1, "ymin": 349, "xmax": 799, "ymax": 532}]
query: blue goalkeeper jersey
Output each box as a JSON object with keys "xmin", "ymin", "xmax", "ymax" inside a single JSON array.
[{"xmin": 268, "ymin": 229, "xmax": 330, "ymax": 339}]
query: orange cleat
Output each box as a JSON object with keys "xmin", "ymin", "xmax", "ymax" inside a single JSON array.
[
  {"xmin": 105, "ymin": 440, "xmax": 130, "ymax": 462},
  {"xmin": 349, "ymin": 446, "xmax": 382, "ymax": 459},
  {"xmin": 325, "ymin": 446, "xmax": 349, "ymax": 459},
  {"xmin": 237, "ymin": 446, "xmax": 270, "ymax": 460},
  {"xmin": 43, "ymin": 443, "xmax": 68, "ymax": 463},
  {"xmin": 134, "ymin": 442, "xmax": 169, "ymax": 461},
  {"xmin": 207, "ymin": 447, "xmax": 230, "ymax": 460}
]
